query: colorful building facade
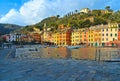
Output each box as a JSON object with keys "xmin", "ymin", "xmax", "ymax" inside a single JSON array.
[
  {"xmin": 50, "ymin": 23, "xmax": 120, "ymax": 47},
  {"xmin": 4, "ymin": 23, "xmax": 119, "ymax": 47},
  {"xmin": 52, "ymin": 24, "xmax": 72, "ymax": 46},
  {"xmin": 71, "ymin": 29, "xmax": 82, "ymax": 45}
]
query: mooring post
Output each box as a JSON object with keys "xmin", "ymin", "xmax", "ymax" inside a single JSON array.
[
  {"xmin": 98, "ymin": 49, "xmax": 100, "ymax": 61},
  {"xmin": 110, "ymin": 51, "xmax": 112, "ymax": 61},
  {"xmin": 95, "ymin": 48, "xmax": 97, "ymax": 61}
]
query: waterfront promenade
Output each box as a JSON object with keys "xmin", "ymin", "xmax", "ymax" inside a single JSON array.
[{"xmin": 0, "ymin": 47, "xmax": 120, "ymax": 81}]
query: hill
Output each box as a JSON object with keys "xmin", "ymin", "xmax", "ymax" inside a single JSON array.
[
  {"xmin": 21, "ymin": 6, "xmax": 120, "ymax": 32},
  {"xmin": 0, "ymin": 23, "xmax": 22, "ymax": 35}
]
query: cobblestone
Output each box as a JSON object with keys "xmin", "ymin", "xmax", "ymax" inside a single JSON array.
[{"xmin": 0, "ymin": 59, "xmax": 120, "ymax": 81}]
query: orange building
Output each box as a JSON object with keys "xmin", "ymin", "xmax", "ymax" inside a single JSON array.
[
  {"xmin": 21, "ymin": 34, "xmax": 33, "ymax": 43},
  {"xmin": 117, "ymin": 28, "xmax": 120, "ymax": 46},
  {"xmin": 31, "ymin": 33, "xmax": 41, "ymax": 43},
  {"xmin": 59, "ymin": 29, "xmax": 71, "ymax": 46},
  {"xmin": 30, "ymin": 27, "xmax": 41, "ymax": 43},
  {"xmin": 94, "ymin": 28, "xmax": 101, "ymax": 46},
  {"xmin": 52, "ymin": 24, "xmax": 72, "ymax": 46},
  {"xmin": 81, "ymin": 28, "xmax": 89, "ymax": 44}
]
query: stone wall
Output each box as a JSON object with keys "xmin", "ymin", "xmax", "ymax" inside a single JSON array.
[
  {"xmin": 15, "ymin": 47, "xmax": 120, "ymax": 61},
  {"xmin": 15, "ymin": 47, "xmax": 40, "ymax": 59},
  {"xmin": 69, "ymin": 48, "xmax": 96, "ymax": 60},
  {"xmin": 96, "ymin": 48, "xmax": 120, "ymax": 61},
  {"xmin": 15, "ymin": 47, "xmax": 69, "ymax": 59}
]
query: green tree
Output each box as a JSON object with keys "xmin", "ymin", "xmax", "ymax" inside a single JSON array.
[
  {"xmin": 56, "ymin": 15, "xmax": 60, "ymax": 18},
  {"xmin": 75, "ymin": 10, "xmax": 78, "ymax": 13},
  {"xmin": 92, "ymin": 10, "xmax": 101, "ymax": 16},
  {"xmin": 105, "ymin": 6, "xmax": 110, "ymax": 11},
  {"xmin": 93, "ymin": 18, "xmax": 107, "ymax": 25},
  {"xmin": 83, "ymin": 19, "xmax": 92, "ymax": 28}
]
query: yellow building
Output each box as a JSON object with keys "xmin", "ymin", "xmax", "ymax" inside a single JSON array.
[
  {"xmin": 89, "ymin": 27, "xmax": 95, "ymax": 46},
  {"xmin": 51, "ymin": 32, "xmax": 59, "ymax": 45},
  {"xmin": 71, "ymin": 29, "xmax": 82, "ymax": 45}
]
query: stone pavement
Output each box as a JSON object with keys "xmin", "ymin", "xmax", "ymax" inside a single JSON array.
[{"xmin": 0, "ymin": 58, "xmax": 120, "ymax": 81}]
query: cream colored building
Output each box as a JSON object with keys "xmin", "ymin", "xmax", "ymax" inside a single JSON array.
[
  {"xmin": 41, "ymin": 24, "xmax": 51, "ymax": 43},
  {"xmin": 101, "ymin": 24, "xmax": 118, "ymax": 46},
  {"xmin": 33, "ymin": 27, "xmax": 41, "ymax": 34}
]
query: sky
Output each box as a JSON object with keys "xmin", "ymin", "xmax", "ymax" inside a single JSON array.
[{"xmin": 0, "ymin": 0, "xmax": 120, "ymax": 26}]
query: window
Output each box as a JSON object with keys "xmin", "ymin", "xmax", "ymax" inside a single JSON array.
[
  {"xmin": 102, "ymin": 34, "xmax": 104, "ymax": 36},
  {"xmin": 115, "ymin": 34, "xmax": 117, "ymax": 37},
  {"xmin": 76, "ymin": 36, "xmax": 79, "ymax": 38},
  {"xmin": 99, "ymin": 39, "xmax": 101, "ymax": 41},
  {"xmin": 110, "ymin": 34, "xmax": 112, "ymax": 37},
  {"xmin": 76, "ymin": 39, "xmax": 79, "ymax": 41},
  {"xmin": 113, "ymin": 38, "xmax": 115, "ymax": 41},
  {"xmin": 106, "ymin": 38, "xmax": 108, "ymax": 41},
  {"xmin": 102, "ymin": 38, "xmax": 104, "ymax": 41},
  {"xmin": 106, "ymin": 29, "xmax": 108, "ymax": 31},
  {"xmin": 111, "ymin": 29, "xmax": 112, "ymax": 31},
  {"xmin": 102, "ymin": 29, "xmax": 104, "ymax": 32},
  {"xmin": 106, "ymin": 33, "xmax": 108, "ymax": 36}
]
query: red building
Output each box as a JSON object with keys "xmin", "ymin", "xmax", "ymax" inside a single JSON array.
[
  {"xmin": 118, "ymin": 29, "xmax": 120, "ymax": 41},
  {"xmin": 31, "ymin": 33, "xmax": 41, "ymax": 43}
]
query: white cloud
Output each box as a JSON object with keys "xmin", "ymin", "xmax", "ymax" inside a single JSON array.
[
  {"xmin": 0, "ymin": 9, "xmax": 26, "ymax": 25},
  {"xmin": 0, "ymin": 0, "xmax": 116, "ymax": 26}
]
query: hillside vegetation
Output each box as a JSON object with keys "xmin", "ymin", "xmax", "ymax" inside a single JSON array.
[
  {"xmin": 0, "ymin": 23, "xmax": 22, "ymax": 35},
  {"xmin": 22, "ymin": 6, "xmax": 120, "ymax": 32}
]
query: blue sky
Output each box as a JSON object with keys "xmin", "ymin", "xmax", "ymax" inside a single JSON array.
[
  {"xmin": 0, "ymin": 0, "xmax": 120, "ymax": 26},
  {"xmin": 0, "ymin": 0, "xmax": 29, "ymax": 17}
]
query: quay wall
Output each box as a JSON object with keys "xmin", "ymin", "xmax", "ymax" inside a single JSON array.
[
  {"xmin": 15, "ymin": 47, "xmax": 120, "ymax": 61},
  {"xmin": 15, "ymin": 47, "xmax": 69, "ymax": 59}
]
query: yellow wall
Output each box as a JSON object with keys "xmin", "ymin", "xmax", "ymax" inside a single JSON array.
[{"xmin": 71, "ymin": 29, "xmax": 82, "ymax": 45}]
